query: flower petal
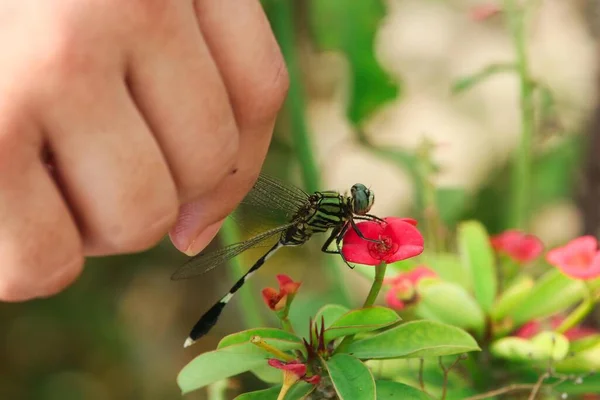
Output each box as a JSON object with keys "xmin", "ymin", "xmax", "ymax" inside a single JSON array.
[
  {"xmin": 261, "ymin": 287, "xmax": 281, "ymax": 310},
  {"xmin": 385, "ymin": 286, "xmax": 406, "ymax": 310},
  {"xmin": 547, "ymin": 236, "xmax": 598, "ymax": 266},
  {"xmin": 406, "ymin": 265, "xmax": 438, "ymax": 284},
  {"xmin": 381, "ymin": 219, "xmax": 424, "ymax": 263},
  {"xmin": 341, "ymin": 243, "xmax": 381, "ymax": 265},
  {"xmin": 343, "ymin": 221, "xmax": 383, "ymax": 245},
  {"xmin": 491, "ymin": 230, "xmax": 543, "ymax": 263},
  {"xmin": 267, "ymin": 359, "xmax": 306, "ymax": 377},
  {"xmin": 277, "ymin": 274, "xmax": 301, "ymax": 294}
]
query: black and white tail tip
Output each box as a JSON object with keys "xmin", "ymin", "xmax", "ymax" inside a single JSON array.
[{"xmin": 183, "ymin": 243, "xmax": 282, "ymax": 348}]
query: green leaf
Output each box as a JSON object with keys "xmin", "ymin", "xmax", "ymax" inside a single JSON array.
[
  {"xmin": 416, "ymin": 282, "xmax": 485, "ymax": 336},
  {"xmin": 324, "ymin": 307, "xmax": 401, "ymax": 343},
  {"xmin": 233, "ymin": 381, "xmax": 315, "ymax": 400},
  {"xmin": 375, "ymin": 380, "xmax": 433, "ymax": 399},
  {"xmin": 178, "ymin": 343, "xmax": 278, "ymax": 394},
  {"xmin": 490, "ymin": 275, "xmax": 535, "ymax": 321},
  {"xmin": 569, "ymin": 334, "xmax": 600, "ymax": 353},
  {"xmin": 250, "ymin": 364, "xmax": 282, "ymax": 384},
  {"xmin": 530, "ymin": 332, "xmax": 570, "ymax": 361},
  {"xmin": 458, "ymin": 221, "xmax": 497, "ymax": 313},
  {"xmin": 490, "ymin": 332, "xmax": 569, "ymax": 362},
  {"xmin": 325, "ymin": 354, "xmax": 376, "ymax": 400},
  {"xmin": 345, "ymin": 320, "xmax": 480, "ymax": 359},
  {"xmin": 218, "ymin": 328, "xmax": 303, "ymax": 350},
  {"xmin": 435, "ymin": 187, "xmax": 469, "ymax": 227},
  {"xmin": 490, "ymin": 337, "xmax": 546, "ymax": 361},
  {"xmin": 451, "ymin": 63, "xmax": 516, "ymax": 94},
  {"xmin": 308, "ymin": 0, "xmax": 399, "ymax": 123},
  {"xmin": 419, "ymin": 252, "xmax": 471, "ymax": 290},
  {"xmin": 313, "ymin": 304, "xmax": 351, "ymax": 330},
  {"xmin": 556, "ymin": 341, "xmax": 600, "ymax": 372},
  {"xmin": 509, "ymin": 269, "xmax": 585, "ymax": 326}
]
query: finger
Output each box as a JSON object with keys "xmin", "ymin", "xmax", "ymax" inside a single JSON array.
[
  {"xmin": 0, "ymin": 118, "xmax": 82, "ymax": 301},
  {"xmin": 169, "ymin": 0, "xmax": 289, "ymax": 254},
  {"xmin": 38, "ymin": 79, "xmax": 179, "ymax": 255},
  {"xmin": 125, "ymin": 1, "xmax": 239, "ymax": 204}
]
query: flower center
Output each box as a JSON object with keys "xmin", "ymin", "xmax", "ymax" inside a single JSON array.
[
  {"xmin": 567, "ymin": 253, "xmax": 593, "ymax": 270},
  {"xmin": 367, "ymin": 236, "xmax": 399, "ymax": 260}
]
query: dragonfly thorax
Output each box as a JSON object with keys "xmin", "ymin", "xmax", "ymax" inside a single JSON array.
[{"xmin": 350, "ymin": 183, "xmax": 374, "ymax": 215}]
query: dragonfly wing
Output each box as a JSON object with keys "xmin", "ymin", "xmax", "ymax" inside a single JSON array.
[
  {"xmin": 170, "ymin": 223, "xmax": 293, "ymax": 280},
  {"xmin": 238, "ymin": 174, "xmax": 310, "ymax": 225}
]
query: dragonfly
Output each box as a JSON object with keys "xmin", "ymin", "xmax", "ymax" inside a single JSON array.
[{"xmin": 172, "ymin": 174, "xmax": 382, "ymax": 348}]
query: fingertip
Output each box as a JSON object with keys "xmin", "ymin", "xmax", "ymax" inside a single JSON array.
[
  {"xmin": 169, "ymin": 216, "xmax": 224, "ymax": 255},
  {"xmin": 36, "ymin": 255, "xmax": 84, "ymax": 299}
]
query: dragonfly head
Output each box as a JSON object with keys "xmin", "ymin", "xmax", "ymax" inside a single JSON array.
[{"xmin": 350, "ymin": 183, "xmax": 374, "ymax": 215}]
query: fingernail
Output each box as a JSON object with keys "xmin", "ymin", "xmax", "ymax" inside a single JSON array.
[
  {"xmin": 183, "ymin": 223, "xmax": 222, "ymax": 256},
  {"xmin": 169, "ymin": 202, "xmax": 224, "ymax": 255}
]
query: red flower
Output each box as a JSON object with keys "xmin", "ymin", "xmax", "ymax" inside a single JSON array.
[
  {"xmin": 342, "ymin": 217, "xmax": 424, "ymax": 265},
  {"xmin": 516, "ymin": 315, "xmax": 598, "ymax": 341},
  {"xmin": 469, "ymin": 3, "xmax": 502, "ymax": 21},
  {"xmin": 491, "ymin": 230, "xmax": 543, "ymax": 263},
  {"xmin": 267, "ymin": 359, "xmax": 320, "ymax": 385},
  {"xmin": 261, "ymin": 274, "xmax": 301, "ymax": 311},
  {"xmin": 267, "ymin": 359, "xmax": 306, "ymax": 377},
  {"xmin": 546, "ymin": 236, "xmax": 600, "ymax": 280},
  {"xmin": 384, "ymin": 266, "xmax": 438, "ymax": 310}
]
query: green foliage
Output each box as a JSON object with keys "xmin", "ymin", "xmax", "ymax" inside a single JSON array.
[
  {"xmin": 416, "ymin": 281, "xmax": 486, "ymax": 336},
  {"xmin": 375, "ymin": 380, "xmax": 434, "ymax": 399},
  {"xmin": 457, "ymin": 220, "xmax": 498, "ymax": 313},
  {"xmin": 325, "ymin": 354, "xmax": 376, "ymax": 400},
  {"xmin": 491, "ymin": 332, "xmax": 569, "ymax": 362},
  {"xmin": 233, "ymin": 382, "xmax": 314, "ymax": 400},
  {"xmin": 345, "ymin": 320, "xmax": 480, "ymax": 359},
  {"xmin": 508, "ymin": 269, "xmax": 585, "ymax": 326},
  {"xmin": 323, "ymin": 307, "xmax": 400, "ymax": 343},
  {"xmin": 308, "ymin": 0, "xmax": 399, "ymax": 123}
]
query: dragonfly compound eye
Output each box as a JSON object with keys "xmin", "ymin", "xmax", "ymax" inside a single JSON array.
[{"xmin": 351, "ymin": 183, "xmax": 373, "ymax": 214}]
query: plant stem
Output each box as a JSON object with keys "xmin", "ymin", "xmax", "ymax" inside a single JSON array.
[
  {"xmin": 251, "ymin": 336, "xmax": 296, "ymax": 361},
  {"xmin": 505, "ymin": 0, "xmax": 535, "ymax": 230},
  {"xmin": 267, "ymin": 0, "xmax": 349, "ymax": 306},
  {"xmin": 556, "ymin": 283, "xmax": 595, "ymax": 334},
  {"xmin": 221, "ymin": 219, "xmax": 264, "ymax": 329},
  {"xmin": 363, "ymin": 262, "xmax": 387, "ymax": 307},
  {"xmin": 418, "ymin": 358, "xmax": 426, "ymax": 391}
]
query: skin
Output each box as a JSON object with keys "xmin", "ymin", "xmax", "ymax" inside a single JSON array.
[{"xmin": 0, "ymin": 0, "xmax": 289, "ymax": 302}]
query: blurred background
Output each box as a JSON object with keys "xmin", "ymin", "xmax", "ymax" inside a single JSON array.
[{"xmin": 2, "ymin": 0, "xmax": 600, "ymax": 399}]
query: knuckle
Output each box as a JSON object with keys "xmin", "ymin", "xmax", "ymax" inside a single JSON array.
[
  {"xmin": 237, "ymin": 53, "xmax": 289, "ymax": 126},
  {"xmin": 123, "ymin": 0, "xmax": 173, "ymax": 31},
  {"xmin": 34, "ymin": 31, "xmax": 90, "ymax": 84},
  {"xmin": 105, "ymin": 204, "xmax": 178, "ymax": 253},
  {"xmin": 0, "ymin": 251, "xmax": 84, "ymax": 302}
]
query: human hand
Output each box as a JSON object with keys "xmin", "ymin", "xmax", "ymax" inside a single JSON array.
[{"xmin": 0, "ymin": 0, "xmax": 288, "ymax": 301}]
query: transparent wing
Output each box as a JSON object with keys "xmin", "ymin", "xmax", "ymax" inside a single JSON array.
[
  {"xmin": 235, "ymin": 174, "xmax": 310, "ymax": 228},
  {"xmin": 170, "ymin": 223, "xmax": 293, "ymax": 280}
]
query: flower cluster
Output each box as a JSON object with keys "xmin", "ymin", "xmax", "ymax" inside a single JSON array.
[
  {"xmin": 384, "ymin": 266, "xmax": 438, "ymax": 310},
  {"xmin": 261, "ymin": 274, "xmax": 301, "ymax": 311},
  {"xmin": 516, "ymin": 315, "xmax": 598, "ymax": 342},
  {"xmin": 491, "ymin": 230, "xmax": 543, "ymax": 264},
  {"xmin": 267, "ymin": 359, "xmax": 320, "ymax": 385},
  {"xmin": 546, "ymin": 236, "xmax": 600, "ymax": 281},
  {"xmin": 491, "ymin": 230, "xmax": 600, "ymax": 281}
]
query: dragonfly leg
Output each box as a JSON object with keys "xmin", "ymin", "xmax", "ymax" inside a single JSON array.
[
  {"xmin": 354, "ymin": 214, "xmax": 385, "ymax": 223},
  {"xmin": 350, "ymin": 218, "xmax": 383, "ymax": 244},
  {"xmin": 321, "ymin": 222, "xmax": 355, "ymax": 269},
  {"xmin": 321, "ymin": 224, "xmax": 344, "ymax": 254},
  {"xmin": 334, "ymin": 223, "xmax": 354, "ymax": 269}
]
